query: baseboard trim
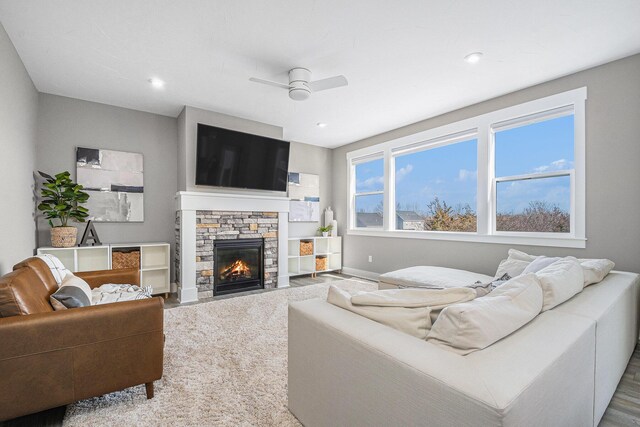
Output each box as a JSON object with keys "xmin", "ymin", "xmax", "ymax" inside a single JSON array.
[
  {"xmin": 178, "ymin": 286, "xmax": 199, "ymax": 303},
  {"xmin": 341, "ymin": 267, "xmax": 380, "ymax": 281},
  {"xmin": 278, "ymin": 275, "xmax": 290, "ymax": 288}
]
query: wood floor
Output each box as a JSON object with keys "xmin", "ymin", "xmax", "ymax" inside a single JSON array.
[
  {"xmin": 3, "ymin": 273, "xmax": 639, "ymax": 426},
  {"xmin": 600, "ymin": 344, "xmax": 640, "ymax": 426}
]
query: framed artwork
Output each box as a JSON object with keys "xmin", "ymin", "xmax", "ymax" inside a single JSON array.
[
  {"xmin": 76, "ymin": 147, "xmax": 144, "ymax": 222},
  {"xmin": 288, "ymin": 172, "xmax": 320, "ymax": 222}
]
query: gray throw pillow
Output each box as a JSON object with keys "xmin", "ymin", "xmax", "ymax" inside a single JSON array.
[{"xmin": 50, "ymin": 285, "xmax": 91, "ymax": 310}]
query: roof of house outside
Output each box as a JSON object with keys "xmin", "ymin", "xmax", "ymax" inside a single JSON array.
[
  {"xmin": 396, "ymin": 210, "xmax": 424, "ymax": 222},
  {"xmin": 356, "ymin": 212, "xmax": 383, "ymax": 227}
]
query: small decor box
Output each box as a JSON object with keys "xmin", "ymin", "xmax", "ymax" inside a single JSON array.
[
  {"xmin": 315, "ymin": 255, "xmax": 328, "ymax": 271},
  {"xmin": 300, "ymin": 240, "xmax": 314, "ymax": 256},
  {"xmin": 112, "ymin": 248, "xmax": 141, "ymax": 269}
]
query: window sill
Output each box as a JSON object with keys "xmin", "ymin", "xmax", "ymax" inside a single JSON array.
[{"xmin": 347, "ymin": 229, "xmax": 586, "ymax": 249}]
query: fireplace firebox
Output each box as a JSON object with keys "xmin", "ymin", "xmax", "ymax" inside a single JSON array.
[{"xmin": 213, "ymin": 238, "xmax": 264, "ymax": 295}]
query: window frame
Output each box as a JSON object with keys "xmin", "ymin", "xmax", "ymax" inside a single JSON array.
[
  {"xmin": 391, "ymin": 129, "xmax": 479, "ymax": 232},
  {"xmin": 346, "ymin": 87, "xmax": 587, "ymax": 248},
  {"xmin": 350, "ymin": 153, "xmax": 385, "ymax": 230}
]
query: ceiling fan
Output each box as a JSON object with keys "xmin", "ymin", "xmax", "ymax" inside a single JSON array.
[{"xmin": 249, "ymin": 67, "xmax": 348, "ymax": 101}]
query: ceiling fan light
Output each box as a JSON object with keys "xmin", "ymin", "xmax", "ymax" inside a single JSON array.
[{"xmin": 289, "ymin": 87, "xmax": 310, "ymax": 101}]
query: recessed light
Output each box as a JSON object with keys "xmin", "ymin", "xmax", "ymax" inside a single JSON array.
[
  {"xmin": 148, "ymin": 78, "xmax": 165, "ymax": 89},
  {"xmin": 464, "ymin": 52, "xmax": 483, "ymax": 64},
  {"xmin": 316, "ymin": 122, "xmax": 327, "ymax": 128}
]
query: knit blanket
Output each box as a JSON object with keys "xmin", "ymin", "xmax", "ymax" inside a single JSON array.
[
  {"xmin": 327, "ymin": 286, "xmax": 476, "ymax": 339},
  {"xmin": 36, "ymin": 254, "xmax": 71, "ymax": 286},
  {"xmin": 92, "ymin": 284, "xmax": 152, "ymax": 305}
]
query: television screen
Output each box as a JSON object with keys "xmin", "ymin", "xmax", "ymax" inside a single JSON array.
[{"xmin": 195, "ymin": 123, "xmax": 290, "ymax": 191}]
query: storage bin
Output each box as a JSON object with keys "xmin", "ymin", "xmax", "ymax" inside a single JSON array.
[
  {"xmin": 112, "ymin": 249, "xmax": 140, "ymax": 269},
  {"xmin": 315, "ymin": 256, "xmax": 327, "ymax": 271},
  {"xmin": 300, "ymin": 240, "xmax": 314, "ymax": 256}
]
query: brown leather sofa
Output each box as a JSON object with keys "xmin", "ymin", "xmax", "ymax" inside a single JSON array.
[{"xmin": 0, "ymin": 257, "xmax": 164, "ymax": 421}]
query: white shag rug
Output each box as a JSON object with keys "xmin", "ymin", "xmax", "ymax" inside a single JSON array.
[{"xmin": 63, "ymin": 278, "xmax": 376, "ymax": 426}]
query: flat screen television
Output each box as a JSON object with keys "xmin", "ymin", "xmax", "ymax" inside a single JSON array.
[{"xmin": 195, "ymin": 123, "xmax": 290, "ymax": 191}]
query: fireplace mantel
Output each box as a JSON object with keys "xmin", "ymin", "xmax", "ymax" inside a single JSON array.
[
  {"xmin": 175, "ymin": 191, "xmax": 290, "ymax": 303},
  {"xmin": 176, "ymin": 191, "xmax": 290, "ymax": 212}
]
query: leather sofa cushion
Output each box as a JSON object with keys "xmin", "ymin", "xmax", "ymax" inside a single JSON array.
[
  {"xmin": 0, "ymin": 268, "xmax": 55, "ymax": 317},
  {"xmin": 13, "ymin": 258, "xmax": 58, "ymax": 294}
]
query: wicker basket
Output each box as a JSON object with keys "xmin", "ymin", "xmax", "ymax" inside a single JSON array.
[
  {"xmin": 315, "ymin": 256, "xmax": 328, "ymax": 271},
  {"xmin": 50, "ymin": 226, "xmax": 77, "ymax": 248},
  {"xmin": 112, "ymin": 250, "xmax": 140, "ymax": 269},
  {"xmin": 300, "ymin": 240, "xmax": 314, "ymax": 256}
]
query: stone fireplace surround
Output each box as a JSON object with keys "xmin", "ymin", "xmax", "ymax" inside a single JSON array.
[
  {"xmin": 195, "ymin": 211, "xmax": 277, "ymax": 299},
  {"xmin": 175, "ymin": 191, "xmax": 290, "ymax": 303}
]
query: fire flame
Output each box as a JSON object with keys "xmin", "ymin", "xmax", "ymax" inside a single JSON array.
[
  {"xmin": 220, "ymin": 259, "xmax": 252, "ymax": 281},
  {"xmin": 230, "ymin": 259, "xmax": 251, "ymax": 275}
]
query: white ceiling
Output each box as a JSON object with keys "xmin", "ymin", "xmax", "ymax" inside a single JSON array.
[{"xmin": 1, "ymin": 1, "xmax": 639, "ymax": 148}]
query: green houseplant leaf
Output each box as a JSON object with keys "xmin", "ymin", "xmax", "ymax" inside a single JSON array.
[{"xmin": 37, "ymin": 170, "xmax": 91, "ymax": 227}]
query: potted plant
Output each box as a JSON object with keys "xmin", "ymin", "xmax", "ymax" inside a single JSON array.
[
  {"xmin": 318, "ymin": 225, "xmax": 333, "ymax": 237},
  {"xmin": 37, "ymin": 171, "xmax": 90, "ymax": 247}
]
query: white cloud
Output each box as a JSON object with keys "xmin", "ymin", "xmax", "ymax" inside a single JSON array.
[
  {"xmin": 357, "ymin": 175, "xmax": 383, "ymax": 189},
  {"xmin": 395, "ymin": 164, "xmax": 414, "ymax": 183},
  {"xmin": 457, "ymin": 169, "xmax": 477, "ymax": 182},
  {"xmin": 533, "ymin": 159, "xmax": 573, "ymax": 173}
]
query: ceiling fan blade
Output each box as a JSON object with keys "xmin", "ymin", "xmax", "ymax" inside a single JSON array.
[
  {"xmin": 308, "ymin": 75, "xmax": 348, "ymax": 92},
  {"xmin": 249, "ymin": 77, "xmax": 290, "ymax": 90}
]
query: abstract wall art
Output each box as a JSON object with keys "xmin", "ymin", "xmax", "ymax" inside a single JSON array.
[
  {"xmin": 76, "ymin": 147, "xmax": 144, "ymax": 222},
  {"xmin": 288, "ymin": 172, "xmax": 320, "ymax": 222}
]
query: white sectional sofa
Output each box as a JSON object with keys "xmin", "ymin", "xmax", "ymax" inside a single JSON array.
[{"xmin": 288, "ymin": 271, "xmax": 639, "ymax": 427}]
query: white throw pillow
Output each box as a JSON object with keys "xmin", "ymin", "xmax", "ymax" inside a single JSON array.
[
  {"xmin": 496, "ymin": 249, "xmax": 614, "ymax": 287},
  {"xmin": 495, "ymin": 258, "xmax": 530, "ymax": 278},
  {"xmin": 535, "ymin": 257, "xmax": 584, "ymax": 311},
  {"xmin": 426, "ymin": 273, "xmax": 543, "ymax": 355},
  {"xmin": 522, "ymin": 256, "xmax": 561, "ymax": 274},
  {"xmin": 508, "ymin": 249, "xmax": 537, "ymax": 262},
  {"xmin": 577, "ymin": 258, "xmax": 615, "ymax": 287}
]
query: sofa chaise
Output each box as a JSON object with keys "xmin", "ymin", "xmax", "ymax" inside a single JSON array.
[{"xmin": 288, "ymin": 270, "xmax": 639, "ymax": 427}]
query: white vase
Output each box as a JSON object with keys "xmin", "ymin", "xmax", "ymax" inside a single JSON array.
[
  {"xmin": 322, "ymin": 232, "xmax": 329, "ymax": 237},
  {"xmin": 324, "ymin": 207, "xmax": 334, "ymax": 227},
  {"xmin": 331, "ymin": 220, "xmax": 338, "ymax": 237}
]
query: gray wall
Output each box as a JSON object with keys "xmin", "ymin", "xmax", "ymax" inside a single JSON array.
[
  {"xmin": 35, "ymin": 94, "xmax": 178, "ymax": 279},
  {"xmin": 0, "ymin": 23, "xmax": 38, "ymax": 275},
  {"xmin": 288, "ymin": 141, "xmax": 333, "ymax": 237},
  {"xmin": 34, "ymin": 98, "xmax": 331, "ymax": 285},
  {"xmin": 333, "ymin": 54, "xmax": 640, "ymax": 276},
  {"xmin": 178, "ymin": 105, "xmax": 332, "ymax": 237}
]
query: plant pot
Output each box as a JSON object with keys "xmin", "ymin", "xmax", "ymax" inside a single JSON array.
[
  {"xmin": 322, "ymin": 232, "xmax": 329, "ymax": 237},
  {"xmin": 51, "ymin": 226, "xmax": 77, "ymax": 248}
]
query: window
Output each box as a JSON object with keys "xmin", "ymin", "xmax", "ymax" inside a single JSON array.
[
  {"xmin": 346, "ymin": 87, "xmax": 586, "ymax": 248},
  {"xmin": 493, "ymin": 111, "xmax": 574, "ymax": 234},
  {"xmin": 352, "ymin": 156, "xmax": 384, "ymax": 228},
  {"xmin": 393, "ymin": 135, "xmax": 477, "ymax": 232}
]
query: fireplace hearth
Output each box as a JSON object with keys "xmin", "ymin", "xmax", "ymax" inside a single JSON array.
[{"xmin": 214, "ymin": 238, "xmax": 264, "ymax": 295}]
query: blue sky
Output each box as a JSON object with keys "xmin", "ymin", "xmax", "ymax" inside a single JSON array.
[{"xmin": 356, "ymin": 115, "xmax": 574, "ymax": 215}]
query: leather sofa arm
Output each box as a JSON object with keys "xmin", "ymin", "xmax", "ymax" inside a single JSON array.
[
  {"xmin": 76, "ymin": 268, "xmax": 139, "ymax": 288},
  {"xmin": 0, "ymin": 297, "xmax": 164, "ymax": 420},
  {"xmin": 0, "ymin": 296, "xmax": 163, "ymax": 361}
]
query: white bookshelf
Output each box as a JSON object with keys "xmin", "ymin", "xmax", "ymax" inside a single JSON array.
[
  {"xmin": 37, "ymin": 242, "xmax": 171, "ymax": 296},
  {"xmin": 287, "ymin": 236, "xmax": 342, "ymax": 277}
]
